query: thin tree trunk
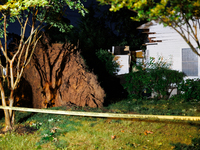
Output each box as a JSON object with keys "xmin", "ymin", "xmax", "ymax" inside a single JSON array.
[
  {"xmin": 9, "ymin": 90, "xmax": 15, "ymax": 125},
  {"xmin": 0, "ymin": 79, "xmax": 11, "ymax": 130}
]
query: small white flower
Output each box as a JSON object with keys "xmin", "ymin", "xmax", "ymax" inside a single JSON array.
[
  {"xmin": 32, "ymin": 123, "xmax": 36, "ymax": 126},
  {"xmin": 189, "ymin": 108, "xmax": 197, "ymax": 112},
  {"xmin": 135, "ymin": 107, "xmax": 140, "ymax": 110},
  {"xmin": 48, "ymin": 118, "xmax": 53, "ymax": 122}
]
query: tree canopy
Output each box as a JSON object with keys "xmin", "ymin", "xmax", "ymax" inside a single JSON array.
[
  {"xmin": 98, "ymin": 0, "xmax": 200, "ymax": 56},
  {"xmin": 0, "ymin": 0, "xmax": 87, "ymax": 36}
]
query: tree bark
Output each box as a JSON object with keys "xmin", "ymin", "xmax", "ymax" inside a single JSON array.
[
  {"xmin": 0, "ymin": 79, "xmax": 11, "ymax": 130},
  {"xmin": 9, "ymin": 90, "xmax": 15, "ymax": 125}
]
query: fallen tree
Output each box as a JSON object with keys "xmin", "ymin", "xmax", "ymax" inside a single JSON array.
[{"xmin": 22, "ymin": 35, "xmax": 105, "ymax": 108}]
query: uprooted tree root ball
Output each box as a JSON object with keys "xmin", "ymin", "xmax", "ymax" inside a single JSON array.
[{"xmin": 17, "ymin": 36, "xmax": 105, "ymax": 108}]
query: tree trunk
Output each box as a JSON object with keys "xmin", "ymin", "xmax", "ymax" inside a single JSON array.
[
  {"xmin": 0, "ymin": 79, "xmax": 12, "ymax": 130},
  {"xmin": 9, "ymin": 90, "xmax": 15, "ymax": 125}
]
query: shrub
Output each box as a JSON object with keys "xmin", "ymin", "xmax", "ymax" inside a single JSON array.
[
  {"xmin": 123, "ymin": 65, "xmax": 151, "ymax": 99},
  {"xmin": 178, "ymin": 78, "xmax": 200, "ymax": 101},
  {"xmin": 123, "ymin": 57, "xmax": 185, "ymax": 100},
  {"xmin": 149, "ymin": 68, "xmax": 185, "ymax": 100},
  {"xmin": 95, "ymin": 49, "xmax": 120, "ymax": 76}
]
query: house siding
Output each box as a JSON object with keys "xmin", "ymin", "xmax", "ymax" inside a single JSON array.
[{"xmin": 144, "ymin": 21, "xmax": 200, "ymax": 78}]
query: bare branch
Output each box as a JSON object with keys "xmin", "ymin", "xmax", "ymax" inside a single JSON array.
[
  {"xmin": 14, "ymin": 34, "xmax": 42, "ymax": 89},
  {"xmin": 16, "ymin": 16, "xmax": 23, "ymax": 28},
  {"xmin": 0, "ymin": 19, "xmax": 10, "ymax": 62},
  {"xmin": 9, "ymin": 62, "xmax": 14, "ymax": 89},
  {"xmin": 172, "ymin": 26, "xmax": 200, "ymax": 56},
  {"xmin": 25, "ymin": 35, "xmax": 42, "ymax": 68},
  {"xmin": 3, "ymin": 14, "xmax": 7, "ymax": 56},
  {"xmin": 16, "ymin": 15, "xmax": 30, "ymax": 70}
]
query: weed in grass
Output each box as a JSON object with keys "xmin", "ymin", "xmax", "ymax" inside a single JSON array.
[
  {"xmin": 29, "ymin": 121, "xmax": 43, "ymax": 129},
  {"xmin": 27, "ymin": 112, "xmax": 83, "ymax": 148},
  {"xmin": 90, "ymin": 122, "xmax": 97, "ymax": 127},
  {"xmin": 36, "ymin": 129, "xmax": 54, "ymax": 145},
  {"xmin": 125, "ymin": 142, "xmax": 135, "ymax": 148}
]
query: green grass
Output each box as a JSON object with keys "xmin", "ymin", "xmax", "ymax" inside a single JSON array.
[
  {"xmin": 107, "ymin": 98, "xmax": 200, "ymax": 116},
  {"xmin": 0, "ymin": 132, "xmax": 41, "ymax": 150},
  {"xmin": 0, "ymin": 98, "xmax": 200, "ymax": 149}
]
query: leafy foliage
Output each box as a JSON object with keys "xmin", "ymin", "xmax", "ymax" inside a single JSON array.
[
  {"xmin": 178, "ymin": 78, "xmax": 200, "ymax": 101},
  {"xmin": 124, "ymin": 57, "xmax": 185, "ymax": 100},
  {"xmin": 149, "ymin": 67, "xmax": 185, "ymax": 100},
  {"xmin": 43, "ymin": 17, "xmax": 71, "ymax": 44},
  {"xmin": 123, "ymin": 66, "xmax": 150, "ymax": 99},
  {"xmin": 95, "ymin": 49, "xmax": 119, "ymax": 76}
]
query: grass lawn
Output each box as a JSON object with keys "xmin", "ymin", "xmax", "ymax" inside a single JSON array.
[{"xmin": 0, "ymin": 98, "xmax": 200, "ymax": 150}]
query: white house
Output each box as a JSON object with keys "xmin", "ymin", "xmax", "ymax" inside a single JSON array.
[
  {"xmin": 111, "ymin": 46, "xmax": 130, "ymax": 75},
  {"xmin": 110, "ymin": 46, "xmax": 144, "ymax": 75},
  {"xmin": 137, "ymin": 21, "xmax": 200, "ymax": 79}
]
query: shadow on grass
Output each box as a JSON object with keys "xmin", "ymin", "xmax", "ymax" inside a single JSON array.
[
  {"xmin": 171, "ymin": 123, "xmax": 200, "ymax": 150},
  {"xmin": 17, "ymin": 112, "xmax": 36, "ymax": 123},
  {"xmin": 171, "ymin": 137, "xmax": 200, "ymax": 150}
]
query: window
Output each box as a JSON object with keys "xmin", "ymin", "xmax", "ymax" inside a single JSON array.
[
  {"xmin": 182, "ymin": 48, "xmax": 198, "ymax": 76},
  {"xmin": 136, "ymin": 58, "xmax": 143, "ymax": 65}
]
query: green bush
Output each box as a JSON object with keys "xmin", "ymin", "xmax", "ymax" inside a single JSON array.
[
  {"xmin": 149, "ymin": 68, "xmax": 185, "ymax": 100},
  {"xmin": 178, "ymin": 78, "xmax": 200, "ymax": 101},
  {"xmin": 95, "ymin": 49, "xmax": 120, "ymax": 76},
  {"xmin": 123, "ymin": 65, "xmax": 150, "ymax": 99},
  {"xmin": 123, "ymin": 57, "xmax": 185, "ymax": 100}
]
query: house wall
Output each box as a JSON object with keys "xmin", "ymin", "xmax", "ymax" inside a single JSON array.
[
  {"xmin": 111, "ymin": 46, "xmax": 130, "ymax": 75},
  {"xmin": 116, "ymin": 55, "xmax": 130, "ymax": 75},
  {"xmin": 146, "ymin": 21, "xmax": 200, "ymax": 79}
]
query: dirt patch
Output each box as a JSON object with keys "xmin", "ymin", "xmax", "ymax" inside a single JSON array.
[
  {"xmin": 0, "ymin": 124, "xmax": 37, "ymax": 135},
  {"xmin": 13, "ymin": 125, "xmax": 38, "ymax": 135}
]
